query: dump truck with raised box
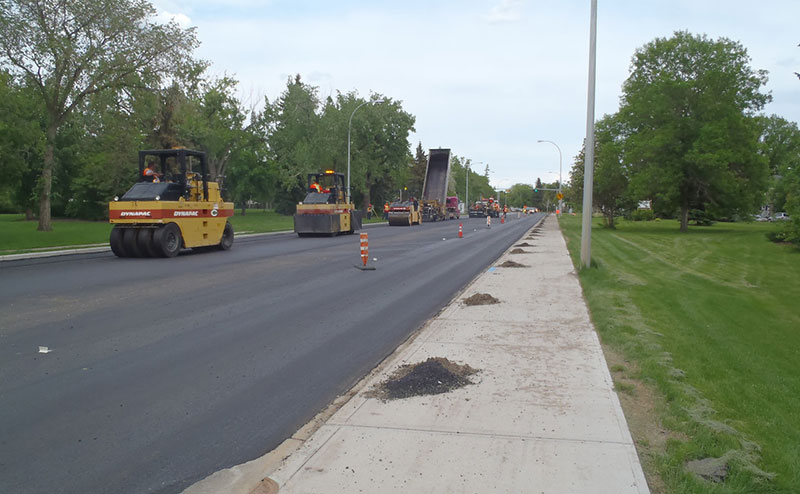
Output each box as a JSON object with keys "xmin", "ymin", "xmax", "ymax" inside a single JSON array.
[
  {"xmin": 387, "ymin": 199, "xmax": 422, "ymax": 226},
  {"xmin": 294, "ymin": 170, "xmax": 362, "ymax": 236},
  {"xmin": 420, "ymin": 148, "xmax": 452, "ymax": 222},
  {"xmin": 108, "ymin": 149, "xmax": 234, "ymax": 258}
]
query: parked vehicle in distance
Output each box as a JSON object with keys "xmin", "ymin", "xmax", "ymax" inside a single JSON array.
[
  {"xmin": 774, "ymin": 212, "xmax": 790, "ymax": 221},
  {"xmin": 445, "ymin": 196, "xmax": 460, "ymax": 219}
]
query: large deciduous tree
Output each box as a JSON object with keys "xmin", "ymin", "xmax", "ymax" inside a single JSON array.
[
  {"xmin": 570, "ymin": 115, "xmax": 636, "ymax": 228},
  {"xmin": 0, "ymin": 0, "xmax": 197, "ymax": 230},
  {"xmin": 619, "ymin": 31, "xmax": 770, "ymax": 231},
  {"xmin": 265, "ymin": 75, "xmax": 321, "ymax": 214}
]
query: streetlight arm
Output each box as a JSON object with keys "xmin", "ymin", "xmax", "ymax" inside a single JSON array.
[{"xmin": 537, "ymin": 139, "xmax": 563, "ymax": 215}]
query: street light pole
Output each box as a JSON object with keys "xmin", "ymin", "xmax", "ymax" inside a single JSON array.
[
  {"xmin": 581, "ymin": 0, "xmax": 598, "ymax": 268},
  {"xmin": 537, "ymin": 139, "xmax": 562, "ymax": 216},
  {"xmin": 347, "ymin": 99, "xmax": 384, "ymax": 204}
]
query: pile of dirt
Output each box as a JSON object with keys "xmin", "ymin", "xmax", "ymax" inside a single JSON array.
[
  {"xmin": 510, "ymin": 248, "xmax": 529, "ymax": 254},
  {"xmin": 370, "ymin": 357, "xmax": 478, "ymax": 400},
  {"xmin": 463, "ymin": 293, "xmax": 500, "ymax": 306},
  {"xmin": 497, "ymin": 260, "xmax": 527, "ymax": 268},
  {"xmin": 514, "ymin": 242, "xmax": 533, "ymax": 247}
]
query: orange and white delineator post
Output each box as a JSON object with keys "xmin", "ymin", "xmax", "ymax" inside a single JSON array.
[
  {"xmin": 355, "ymin": 232, "xmax": 376, "ymax": 270},
  {"xmin": 487, "ymin": 216, "xmax": 492, "ymax": 228},
  {"xmin": 360, "ymin": 232, "xmax": 368, "ymax": 267},
  {"xmin": 458, "ymin": 222, "xmax": 463, "ymax": 238}
]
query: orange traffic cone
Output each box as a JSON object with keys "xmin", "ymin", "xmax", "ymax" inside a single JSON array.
[
  {"xmin": 487, "ymin": 216, "xmax": 491, "ymax": 228},
  {"xmin": 458, "ymin": 223, "xmax": 463, "ymax": 238},
  {"xmin": 355, "ymin": 232, "xmax": 376, "ymax": 270}
]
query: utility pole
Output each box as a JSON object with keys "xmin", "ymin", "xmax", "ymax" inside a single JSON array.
[{"xmin": 581, "ymin": 0, "xmax": 598, "ymax": 269}]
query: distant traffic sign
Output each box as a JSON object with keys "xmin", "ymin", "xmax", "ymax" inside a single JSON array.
[{"xmin": 556, "ymin": 192, "xmax": 564, "ymax": 200}]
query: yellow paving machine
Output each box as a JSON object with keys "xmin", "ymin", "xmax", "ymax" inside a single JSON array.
[
  {"xmin": 387, "ymin": 199, "xmax": 422, "ymax": 226},
  {"xmin": 294, "ymin": 170, "xmax": 361, "ymax": 236},
  {"xmin": 108, "ymin": 149, "xmax": 234, "ymax": 257}
]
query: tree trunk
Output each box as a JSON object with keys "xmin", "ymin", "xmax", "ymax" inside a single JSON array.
[
  {"xmin": 680, "ymin": 195, "xmax": 689, "ymax": 232},
  {"xmin": 605, "ymin": 210, "xmax": 616, "ymax": 229},
  {"xmin": 25, "ymin": 208, "xmax": 35, "ymax": 221},
  {"xmin": 37, "ymin": 123, "xmax": 58, "ymax": 232},
  {"xmin": 241, "ymin": 203, "xmax": 246, "ymax": 216}
]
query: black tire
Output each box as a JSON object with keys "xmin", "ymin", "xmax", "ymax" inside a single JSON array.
[
  {"xmin": 110, "ymin": 226, "xmax": 127, "ymax": 257},
  {"xmin": 153, "ymin": 223, "xmax": 182, "ymax": 258},
  {"xmin": 136, "ymin": 228, "xmax": 159, "ymax": 258},
  {"xmin": 123, "ymin": 228, "xmax": 143, "ymax": 257},
  {"xmin": 219, "ymin": 222, "xmax": 234, "ymax": 250}
]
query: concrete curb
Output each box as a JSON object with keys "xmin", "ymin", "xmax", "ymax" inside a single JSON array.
[{"xmin": 0, "ymin": 223, "xmax": 389, "ymax": 263}]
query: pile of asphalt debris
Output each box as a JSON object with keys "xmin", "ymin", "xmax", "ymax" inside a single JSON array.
[
  {"xmin": 463, "ymin": 293, "xmax": 500, "ymax": 306},
  {"xmin": 369, "ymin": 357, "xmax": 478, "ymax": 400}
]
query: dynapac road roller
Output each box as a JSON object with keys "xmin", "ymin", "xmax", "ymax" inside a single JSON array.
[
  {"xmin": 294, "ymin": 170, "xmax": 362, "ymax": 236},
  {"xmin": 108, "ymin": 149, "xmax": 234, "ymax": 257},
  {"xmin": 387, "ymin": 200, "xmax": 421, "ymax": 226}
]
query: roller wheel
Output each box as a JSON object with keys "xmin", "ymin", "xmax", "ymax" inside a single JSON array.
[
  {"xmin": 123, "ymin": 228, "xmax": 143, "ymax": 257},
  {"xmin": 219, "ymin": 222, "xmax": 234, "ymax": 250},
  {"xmin": 110, "ymin": 226, "xmax": 127, "ymax": 257},
  {"xmin": 136, "ymin": 228, "xmax": 159, "ymax": 258},
  {"xmin": 153, "ymin": 223, "xmax": 182, "ymax": 258}
]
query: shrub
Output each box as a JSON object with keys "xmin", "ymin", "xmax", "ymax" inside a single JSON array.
[{"xmin": 631, "ymin": 209, "xmax": 655, "ymax": 221}]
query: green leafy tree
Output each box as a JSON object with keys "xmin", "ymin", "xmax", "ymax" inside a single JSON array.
[
  {"xmin": 0, "ymin": 0, "xmax": 198, "ymax": 230},
  {"xmin": 506, "ymin": 183, "xmax": 535, "ymax": 208},
  {"xmin": 570, "ymin": 115, "xmax": 636, "ymax": 228},
  {"xmin": 179, "ymin": 76, "xmax": 248, "ymax": 183},
  {"xmin": 343, "ymin": 93, "xmax": 415, "ymax": 212},
  {"xmin": 265, "ymin": 75, "xmax": 321, "ymax": 214},
  {"xmin": 620, "ymin": 31, "xmax": 770, "ymax": 231},
  {"xmin": 756, "ymin": 115, "xmax": 800, "ymax": 213},
  {"xmin": 408, "ymin": 143, "xmax": 427, "ymax": 198},
  {"xmin": 0, "ymin": 72, "xmax": 44, "ymax": 216}
]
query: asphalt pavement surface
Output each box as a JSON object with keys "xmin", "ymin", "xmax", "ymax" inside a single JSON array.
[{"xmin": 0, "ymin": 213, "xmax": 542, "ymax": 494}]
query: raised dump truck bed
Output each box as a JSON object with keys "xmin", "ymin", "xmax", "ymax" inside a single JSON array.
[{"xmin": 421, "ymin": 148, "xmax": 451, "ymax": 222}]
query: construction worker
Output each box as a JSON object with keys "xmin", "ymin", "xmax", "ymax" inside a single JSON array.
[
  {"xmin": 309, "ymin": 180, "xmax": 321, "ymax": 193},
  {"xmin": 383, "ymin": 202, "xmax": 390, "ymax": 220},
  {"xmin": 143, "ymin": 162, "xmax": 162, "ymax": 183}
]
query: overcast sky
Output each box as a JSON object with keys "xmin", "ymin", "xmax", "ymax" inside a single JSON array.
[{"xmin": 152, "ymin": 0, "xmax": 800, "ymax": 189}]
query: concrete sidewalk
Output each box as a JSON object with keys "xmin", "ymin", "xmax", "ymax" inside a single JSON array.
[{"xmin": 189, "ymin": 216, "xmax": 649, "ymax": 494}]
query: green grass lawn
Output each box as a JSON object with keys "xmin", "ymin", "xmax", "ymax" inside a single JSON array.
[
  {"xmin": 0, "ymin": 214, "xmax": 113, "ymax": 252},
  {"xmin": 559, "ymin": 215, "xmax": 800, "ymax": 493},
  {"xmin": 1, "ymin": 209, "xmax": 387, "ymax": 253}
]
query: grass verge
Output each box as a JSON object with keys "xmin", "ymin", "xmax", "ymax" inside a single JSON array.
[{"xmin": 559, "ymin": 215, "xmax": 800, "ymax": 493}]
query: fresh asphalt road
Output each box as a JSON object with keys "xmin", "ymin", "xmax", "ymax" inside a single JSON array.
[{"xmin": 0, "ymin": 212, "xmax": 544, "ymax": 494}]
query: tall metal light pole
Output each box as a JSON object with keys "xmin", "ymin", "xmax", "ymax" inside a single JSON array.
[
  {"xmin": 581, "ymin": 0, "xmax": 598, "ymax": 268},
  {"xmin": 347, "ymin": 99, "xmax": 384, "ymax": 204},
  {"xmin": 537, "ymin": 139, "xmax": 562, "ymax": 216}
]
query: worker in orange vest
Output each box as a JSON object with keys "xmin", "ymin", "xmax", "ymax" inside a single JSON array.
[
  {"xmin": 309, "ymin": 180, "xmax": 321, "ymax": 193},
  {"xmin": 143, "ymin": 162, "xmax": 162, "ymax": 183},
  {"xmin": 383, "ymin": 202, "xmax": 390, "ymax": 220}
]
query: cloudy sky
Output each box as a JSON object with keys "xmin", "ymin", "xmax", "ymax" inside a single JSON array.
[{"xmin": 152, "ymin": 0, "xmax": 800, "ymax": 189}]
